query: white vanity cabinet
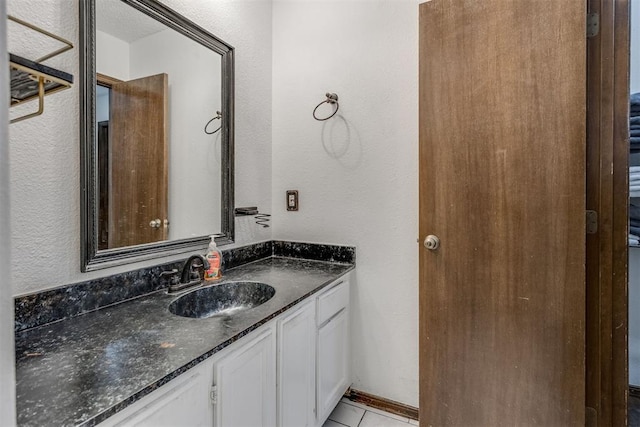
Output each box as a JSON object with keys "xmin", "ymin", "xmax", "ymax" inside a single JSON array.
[
  {"xmin": 276, "ymin": 277, "xmax": 351, "ymax": 427},
  {"xmin": 214, "ymin": 327, "xmax": 276, "ymax": 427},
  {"xmin": 277, "ymin": 299, "xmax": 317, "ymax": 427},
  {"xmin": 316, "ymin": 280, "xmax": 351, "ymax": 426},
  {"xmin": 97, "ymin": 274, "xmax": 351, "ymax": 427}
]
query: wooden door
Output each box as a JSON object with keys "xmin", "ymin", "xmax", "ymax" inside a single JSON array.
[
  {"xmin": 97, "ymin": 121, "xmax": 109, "ymax": 250},
  {"xmin": 418, "ymin": 1, "xmax": 586, "ymax": 425},
  {"xmin": 109, "ymin": 73, "xmax": 168, "ymax": 248}
]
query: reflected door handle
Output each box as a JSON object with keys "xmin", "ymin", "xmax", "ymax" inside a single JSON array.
[
  {"xmin": 424, "ymin": 235, "xmax": 440, "ymax": 250},
  {"xmin": 149, "ymin": 219, "xmax": 162, "ymax": 228}
]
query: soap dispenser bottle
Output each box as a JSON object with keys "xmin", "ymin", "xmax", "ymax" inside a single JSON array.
[{"xmin": 204, "ymin": 236, "xmax": 223, "ymax": 282}]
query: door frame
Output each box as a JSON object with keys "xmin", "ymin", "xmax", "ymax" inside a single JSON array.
[{"xmin": 585, "ymin": 0, "xmax": 629, "ymax": 424}]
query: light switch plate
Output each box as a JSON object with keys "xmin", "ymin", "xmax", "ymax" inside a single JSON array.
[{"xmin": 286, "ymin": 190, "xmax": 298, "ymax": 211}]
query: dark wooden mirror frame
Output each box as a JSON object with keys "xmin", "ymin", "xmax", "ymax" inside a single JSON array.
[{"xmin": 79, "ymin": 0, "xmax": 235, "ymax": 271}]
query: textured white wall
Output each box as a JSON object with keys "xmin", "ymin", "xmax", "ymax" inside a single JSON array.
[
  {"xmin": 96, "ymin": 30, "xmax": 130, "ymax": 80},
  {"xmin": 8, "ymin": 0, "xmax": 272, "ymax": 296},
  {"xmin": 272, "ymin": 0, "xmax": 418, "ymax": 407},
  {"xmin": 1, "ymin": 0, "xmax": 16, "ymax": 423}
]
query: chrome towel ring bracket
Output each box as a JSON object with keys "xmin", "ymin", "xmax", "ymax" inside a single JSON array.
[
  {"xmin": 313, "ymin": 93, "xmax": 339, "ymax": 121},
  {"xmin": 204, "ymin": 110, "xmax": 222, "ymax": 134}
]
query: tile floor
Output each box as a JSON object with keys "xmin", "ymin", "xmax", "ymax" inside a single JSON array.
[{"xmin": 323, "ymin": 398, "xmax": 418, "ymax": 427}]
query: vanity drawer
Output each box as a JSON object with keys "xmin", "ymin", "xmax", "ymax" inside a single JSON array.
[{"xmin": 317, "ymin": 279, "xmax": 349, "ymax": 325}]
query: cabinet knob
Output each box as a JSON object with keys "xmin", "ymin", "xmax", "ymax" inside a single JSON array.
[{"xmin": 149, "ymin": 219, "xmax": 161, "ymax": 228}]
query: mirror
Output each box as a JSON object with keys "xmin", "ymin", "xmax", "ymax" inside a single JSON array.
[{"xmin": 80, "ymin": 0, "xmax": 234, "ymax": 271}]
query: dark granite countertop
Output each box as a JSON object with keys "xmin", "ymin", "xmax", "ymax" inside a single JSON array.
[{"xmin": 15, "ymin": 256, "xmax": 354, "ymax": 427}]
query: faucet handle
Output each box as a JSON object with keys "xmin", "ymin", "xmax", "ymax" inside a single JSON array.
[{"xmin": 159, "ymin": 269, "xmax": 180, "ymax": 287}]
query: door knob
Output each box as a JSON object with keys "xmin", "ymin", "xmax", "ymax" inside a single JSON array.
[
  {"xmin": 424, "ymin": 235, "xmax": 440, "ymax": 250},
  {"xmin": 149, "ymin": 219, "xmax": 161, "ymax": 228}
]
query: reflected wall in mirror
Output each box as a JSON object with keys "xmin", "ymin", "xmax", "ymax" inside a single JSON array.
[{"xmin": 80, "ymin": 0, "xmax": 234, "ymax": 271}]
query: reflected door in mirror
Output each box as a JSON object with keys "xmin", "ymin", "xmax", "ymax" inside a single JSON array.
[{"xmin": 107, "ymin": 73, "xmax": 168, "ymax": 248}]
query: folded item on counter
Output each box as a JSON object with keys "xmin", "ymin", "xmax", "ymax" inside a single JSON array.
[
  {"xmin": 631, "ymin": 116, "xmax": 640, "ymax": 125},
  {"xmin": 630, "ymin": 238, "xmax": 639, "ymax": 246},
  {"xmin": 630, "ymin": 218, "xmax": 640, "ymax": 227},
  {"xmin": 631, "ymin": 92, "xmax": 640, "ymax": 106},
  {"xmin": 631, "ymin": 225, "xmax": 640, "ymax": 236}
]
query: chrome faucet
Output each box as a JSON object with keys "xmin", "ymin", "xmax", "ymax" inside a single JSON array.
[{"xmin": 165, "ymin": 255, "xmax": 210, "ymax": 294}]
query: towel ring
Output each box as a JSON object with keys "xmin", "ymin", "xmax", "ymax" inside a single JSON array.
[
  {"xmin": 313, "ymin": 93, "xmax": 339, "ymax": 121},
  {"xmin": 204, "ymin": 111, "xmax": 222, "ymax": 134}
]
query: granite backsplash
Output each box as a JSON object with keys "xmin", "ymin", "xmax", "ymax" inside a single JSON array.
[{"xmin": 14, "ymin": 240, "xmax": 355, "ymax": 332}]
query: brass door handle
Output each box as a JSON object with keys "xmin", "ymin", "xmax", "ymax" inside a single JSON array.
[{"xmin": 424, "ymin": 235, "xmax": 440, "ymax": 250}]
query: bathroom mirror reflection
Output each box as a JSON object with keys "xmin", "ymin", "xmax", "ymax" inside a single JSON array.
[{"xmin": 80, "ymin": 0, "xmax": 235, "ymax": 271}]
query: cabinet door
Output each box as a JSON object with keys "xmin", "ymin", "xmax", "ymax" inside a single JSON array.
[
  {"xmin": 101, "ymin": 359, "xmax": 214, "ymax": 427},
  {"xmin": 277, "ymin": 300, "xmax": 316, "ymax": 427},
  {"xmin": 215, "ymin": 328, "xmax": 276, "ymax": 427},
  {"xmin": 317, "ymin": 308, "xmax": 350, "ymax": 425}
]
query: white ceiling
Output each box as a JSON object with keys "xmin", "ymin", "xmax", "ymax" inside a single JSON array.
[{"xmin": 96, "ymin": 0, "xmax": 167, "ymax": 43}]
